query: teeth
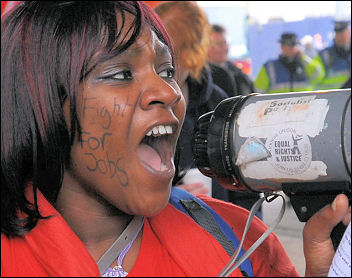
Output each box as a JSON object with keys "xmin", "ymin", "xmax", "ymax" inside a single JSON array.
[
  {"xmin": 146, "ymin": 125, "xmax": 173, "ymax": 137},
  {"xmin": 152, "ymin": 127, "xmax": 159, "ymax": 135},
  {"xmin": 165, "ymin": 126, "xmax": 172, "ymax": 134},
  {"xmin": 158, "ymin": 126, "xmax": 166, "ymax": 135}
]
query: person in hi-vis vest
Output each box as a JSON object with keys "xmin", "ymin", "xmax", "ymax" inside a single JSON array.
[
  {"xmin": 313, "ymin": 20, "xmax": 351, "ymax": 90},
  {"xmin": 254, "ymin": 32, "xmax": 324, "ymax": 94}
]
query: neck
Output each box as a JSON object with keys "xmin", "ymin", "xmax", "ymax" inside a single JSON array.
[
  {"xmin": 55, "ymin": 173, "xmax": 133, "ymax": 262},
  {"xmin": 335, "ymin": 41, "xmax": 350, "ymax": 50},
  {"xmin": 211, "ymin": 61, "xmax": 226, "ymax": 68}
]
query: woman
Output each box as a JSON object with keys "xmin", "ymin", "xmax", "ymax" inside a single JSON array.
[{"xmin": 1, "ymin": 1, "xmax": 350, "ymax": 277}]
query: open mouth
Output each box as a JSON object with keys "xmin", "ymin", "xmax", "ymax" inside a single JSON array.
[{"xmin": 137, "ymin": 124, "xmax": 175, "ymax": 172}]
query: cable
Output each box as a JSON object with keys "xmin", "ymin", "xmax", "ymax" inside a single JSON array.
[{"xmin": 218, "ymin": 192, "xmax": 286, "ymax": 277}]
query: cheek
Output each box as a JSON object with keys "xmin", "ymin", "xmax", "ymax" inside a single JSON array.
[
  {"xmin": 176, "ymin": 96, "xmax": 186, "ymax": 125},
  {"xmin": 71, "ymin": 95, "xmax": 134, "ymax": 189}
]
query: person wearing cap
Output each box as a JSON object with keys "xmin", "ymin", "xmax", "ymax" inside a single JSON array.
[
  {"xmin": 254, "ymin": 32, "xmax": 324, "ymax": 94},
  {"xmin": 313, "ymin": 20, "xmax": 351, "ymax": 90}
]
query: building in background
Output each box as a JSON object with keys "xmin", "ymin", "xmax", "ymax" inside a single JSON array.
[{"xmin": 198, "ymin": 1, "xmax": 351, "ymax": 79}]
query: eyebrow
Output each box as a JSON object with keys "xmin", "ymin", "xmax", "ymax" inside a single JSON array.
[{"xmin": 121, "ymin": 41, "xmax": 171, "ymax": 59}]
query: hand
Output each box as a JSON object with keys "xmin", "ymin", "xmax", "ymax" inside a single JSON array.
[
  {"xmin": 176, "ymin": 182, "xmax": 210, "ymax": 195},
  {"xmin": 303, "ymin": 194, "xmax": 351, "ymax": 277}
]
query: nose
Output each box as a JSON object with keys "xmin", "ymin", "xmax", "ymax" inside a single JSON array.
[{"xmin": 140, "ymin": 77, "xmax": 182, "ymax": 110}]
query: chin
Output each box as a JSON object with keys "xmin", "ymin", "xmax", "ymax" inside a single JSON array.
[{"xmin": 136, "ymin": 188, "xmax": 171, "ymax": 217}]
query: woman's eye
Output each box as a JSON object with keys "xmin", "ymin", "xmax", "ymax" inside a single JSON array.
[
  {"xmin": 102, "ymin": 70, "xmax": 133, "ymax": 81},
  {"xmin": 111, "ymin": 70, "xmax": 133, "ymax": 80},
  {"xmin": 159, "ymin": 68, "xmax": 175, "ymax": 79}
]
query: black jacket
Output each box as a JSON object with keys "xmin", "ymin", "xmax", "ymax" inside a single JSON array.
[
  {"xmin": 223, "ymin": 61, "xmax": 256, "ymax": 96},
  {"xmin": 177, "ymin": 66, "xmax": 230, "ymax": 201},
  {"xmin": 208, "ymin": 62, "xmax": 238, "ymax": 97}
]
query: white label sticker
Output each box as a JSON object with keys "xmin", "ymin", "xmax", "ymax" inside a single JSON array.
[
  {"xmin": 265, "ymin": 128, "xmax": 312, "ymax": 175},
  {"xmin": 240, "ymin": 161, "xmax": 327, "ymax": 180},
  {"xmin": 237, "ymin": 96, "xmax": 329, "ymax": 138},
  {"xmin": 255, "ymin": 95, "xmax": 316, "ymax": 125}
]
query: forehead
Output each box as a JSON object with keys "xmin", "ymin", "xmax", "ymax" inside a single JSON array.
[
  {"xmin": 86, "ymin": 26, "xmax": 172, "ymax": 76},
  {"xmin": 123, "ymin": 29, "xmax": 172, "ymax": 59},
  {"xmin": 211, "ymin": 32, "xmax": 226, "ymax": 42},
  {"xmin": 282, "ymin": 44, "xmax": 296, "ymax": 49}
]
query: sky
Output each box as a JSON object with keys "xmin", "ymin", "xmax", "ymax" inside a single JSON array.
[{"xmin": 197, "ymin": 1, "xmax": 351, "ymax": 25}]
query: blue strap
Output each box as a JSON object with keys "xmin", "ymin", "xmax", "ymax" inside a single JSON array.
[{"xmin": 169, "ymin": 187, "xmax": 253, "ymax": 277}]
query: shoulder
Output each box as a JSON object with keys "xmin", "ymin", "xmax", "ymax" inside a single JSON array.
[
  {"xmin": 264, "ymin": 59, "xmax": 277, "ymax": 66},
  {"xmin": 225, "ymin": 61, "xmax": 242, "ymax": 73},
  {"xmin": 207, "ymin": 62, "xmax": 234, "ymax": 83},
  {"xmin": 208, "ymin": 63, "xmax": 236, "ymax": 95},
  {"xmin": 202, "ymin": 65, "xmax": 230, "ymax": 102},
  {"xmin": 197, "ymin": 195, "xmax": 300, "ymax": 277},
  {"xmin": 197, "ymin": 194, "xmax": 267, "ymax": 235},
  {"xmin": 1, "ymin": 189, "xmax": 100, "ymax": 277},
  {"xmin": 208, "ymin": 62, "xmax": 226, "ymax": 74},
  {"xmin": 261, "ymin": 60, "xmax": 279, "ymax": 73},
  {"xmin": 208, "ymin": 62, "xmax": 234, "ymax": 85},
  {"xmin": 1, "ymin": 232, "xmax": 52, "ymax": 276},
  {"xmin": 319, "ymin": 46, "xmax": 333, "ymax": 55}
]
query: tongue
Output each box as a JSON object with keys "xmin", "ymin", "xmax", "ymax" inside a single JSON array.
[{"xmin": 137, "ymin": 143, "xmax": 162, "ymax": 171}]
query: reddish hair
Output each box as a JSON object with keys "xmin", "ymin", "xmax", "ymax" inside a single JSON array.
[{"xmin": 155, "ymin": 1, "xmax": 211, "ymax": 80}]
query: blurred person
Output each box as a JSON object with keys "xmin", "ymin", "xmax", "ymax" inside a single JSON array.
[
  {"xmin": 208, "ymin": 24, "xmax": 256, "ymax": 96},
  {"xmin": 301, "ymin": 35, "xmax": 318, "ymax": 58},
  {"xmin": 207, "ymin": 23, "xmax": 261, "ymax": 217},
  {"xmin": 313, "ymin": 20, "xmax": 351, "ymax": 90},
  {"xmin": 155, "ymin": 1, "xmax": 231, "ymax": 201},
  {"xmin": 208, "ymin": 62, "xmax": 239, "ymax": 98},
  {"xmin": 313, "ymin": 33, "xmax": 324, "ymax": 51},
  {"xmin": 254, "ymin": 32, "xmax": 324, "ymax": 94},
  {"xmin": 341, "ymin": 76, "xmax": 351, "ymax": 88}
]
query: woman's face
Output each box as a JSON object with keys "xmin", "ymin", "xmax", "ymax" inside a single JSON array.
[{"xmin": 64, "ymin": 26, "xmax": 186, "ymax": 217}]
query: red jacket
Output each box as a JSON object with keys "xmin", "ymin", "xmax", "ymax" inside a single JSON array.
[{"xmin": 1, "ymin": 190, "xmax": 299, "ymax": 277}]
